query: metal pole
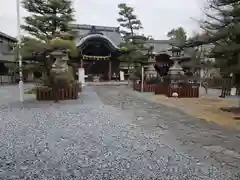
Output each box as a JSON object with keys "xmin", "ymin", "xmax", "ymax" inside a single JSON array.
[
  {"xmin": 16, "ymin": 0, "xmax": 24, "ymax": 103},
  {"xmin": 141, "ymin": 64, "xmax": 144, "ymax": 92}
]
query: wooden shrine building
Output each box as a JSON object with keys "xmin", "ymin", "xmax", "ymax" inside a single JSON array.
[{"xmin": 70, "ymin": 24, "xmax": 123, "ymax": 81}]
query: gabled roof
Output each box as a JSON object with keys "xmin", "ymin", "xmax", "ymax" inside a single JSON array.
[
  {"xmin": 70, "ymin": 24, "xmax": 124, "ymax": 46},
  {"xmin": 0, "ymin": 31, "xmax": 17, "ymax": 42}
]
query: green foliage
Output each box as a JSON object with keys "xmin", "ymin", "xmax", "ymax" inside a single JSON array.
[
  {"xmin": 50, "ymin": 38, "xmax": 78, "ymax": 57},
  {"xmin": 49, "ymin": 66, "xmax": 75, "ymax": 87},
  {"xmin": 145, "ymin": 77, "xmax": 161, "ymax": 84},
  {"xmin": 20, "ymin": 37, "xmax": 49, "ymax": 58},
  {"xmin": 200, "ymin": 0, "xmax": 240, "ymax": 76},
  {"xmin": 24, "ymin": 87, "xmax": 37, "ymax": 94},
  {"xmin": 21, "ymin": 0, "xmax": 75, "ymax": 41},
  {"xmin": 167, "ymin": 27, "xmax": 187, "ymax": 45},
  {"xmin": 118, "ymin": 41, "xmax": 149, "ymax": 68},
  {"xmin": 129, "ymin": 67, "xmax": 141, "ymax": 80},
  {"xmin": 117, "ymin": 3, "xmax": 143, "ymax": 40},
  {"xmin": 117, "ymin": 3, "xmax": 148, "ymax": 72}
]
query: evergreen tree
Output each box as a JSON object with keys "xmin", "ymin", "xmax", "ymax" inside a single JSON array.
[
  {"xmin": 117, "ymin": 3, "xmax": 143, "ymax": 40},
  {"xmin": 200, "ymin": 0, "xmax": 240, "ymax": 78},
  {"xmin": 21, "ymin": 0, "xmax": 75, "ymax": 41},
  {"xmin": 117, "ymin": 3, "xmax": 151, "ymax": 82},
  {"xmin": 167, "ymin": 27, "xmax": 187, "ymax": 45}
]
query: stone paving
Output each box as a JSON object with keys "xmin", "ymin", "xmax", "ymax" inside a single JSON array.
[{"xmin": 0, "ymin": 85, "xmax": 239, "ymax": 179}]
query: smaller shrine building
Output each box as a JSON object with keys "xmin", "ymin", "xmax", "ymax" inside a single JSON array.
[{"xmin": 70, "ymin": 24, "xmax": 123, "ymax": 81}]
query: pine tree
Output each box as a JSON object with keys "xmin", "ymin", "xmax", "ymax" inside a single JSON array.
[
  {"xmin": 21, "ymin": 0, "xmax": 75, "ymax": 41},
  {"xmin": 167, "ymin": 27, "xmax": 187, "ymax": 45},
  {"xmin": 117, "ymin": 3, "xmax": 143, "ymax": 41},
  {"xmin": 201, "ymin": 0, "xmax": 240, "ymax": 78},
  {"xmin": 117, "ymin": 3, "xmax": 151, "ymax": 83},
  {"xmin": 17, "ymin": 0, "xmax": 76, "ymax": 83}
]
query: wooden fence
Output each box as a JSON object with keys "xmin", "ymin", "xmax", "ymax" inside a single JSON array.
[
  {"xmin": 167, "ymin": 84, "xmax": 199, "ymax": 98},
  {"xmin": 36, "ymin": 83, "xmax": 80, "ymax": 101},
  {"xmin": 133, "ymin": 82, "xmax": 199, "ymax": 98},
  {"xmin": 133, "ymin": 83, "xmax": 156, "ymax": 92},
  {"xmin": 155, "ymin": 83, "xmax": 199, "ymax": 98},
  {"xmin": 205, "ymin": 78, "xmax": 232, "ymax": 89},
  {"xmin": 155, "ymin": 83, "xmax": 168, "ymax": 95}
]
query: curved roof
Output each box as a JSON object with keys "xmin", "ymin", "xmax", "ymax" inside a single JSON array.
[{"xmin": 76, "ymin": 34, "xmax": 120, "ymax": 52}]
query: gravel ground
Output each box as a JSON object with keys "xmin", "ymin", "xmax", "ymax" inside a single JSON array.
[{"xmin": 0, "ymin": 85, "xmax": 239, "ymax": 179}]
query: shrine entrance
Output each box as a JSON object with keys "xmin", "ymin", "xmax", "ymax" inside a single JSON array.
[
  {"xmin": 76, "ymin": 27, "xmax": 122, "ymax": 81},
  {"xmin": 83, "ymin": 58, "xmax": 111, "ymax": 81},
  {"xmin": 154, "ymin": 53, "xmax": 173, "ymax": 77}
]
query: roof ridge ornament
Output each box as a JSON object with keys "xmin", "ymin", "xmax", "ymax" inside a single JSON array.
[{"xmin": 89, "ymin": 26, "xmax": 103, "ymax": 35}]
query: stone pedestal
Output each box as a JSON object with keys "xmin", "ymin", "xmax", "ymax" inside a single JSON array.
[
  {"xmin": 78, "ymin": 68, "xmax": 85, "ymax": 86},
  {"xmin": 93, "ymin": 76, "xmax": 100, "ymax": 82},
  {"xmin": 145, "ymin": 63, "xmax": 157, "ymax": 78},
  {"xmin": 168, "ymin": 59, "xmax": 185, "ymax": 84},
  {"xmin": 120, "ymin": 71, "xmax": 125, "ymax": 81}
]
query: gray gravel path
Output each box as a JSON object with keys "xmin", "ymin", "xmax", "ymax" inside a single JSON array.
[{"xmin": 0, "ymin": 85, "xmax": 239, "ymax": 179}]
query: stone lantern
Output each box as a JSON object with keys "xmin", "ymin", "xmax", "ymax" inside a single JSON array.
[
  {"xmin": 168, "ymin": 47, "xmax": 185, "ymax": 82},
  {"xmin": 145, "ymin": 55, "xmax": 157, "ymax": 78}
]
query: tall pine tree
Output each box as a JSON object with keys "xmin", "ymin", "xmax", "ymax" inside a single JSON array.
[
  {"xmin": 17, "ymin": 0, "xmax": 77, "ymax": 80},
  {"xmin": 117, "ymin": 3, "xmax": 143, "ymax": 41},
  {"xmin": 117, "ymin": 3, "xmax": 149, "ymax": 81},
  {"xmin": 21, "ymin": 0, "xmax": 75, "ymax": 41}
]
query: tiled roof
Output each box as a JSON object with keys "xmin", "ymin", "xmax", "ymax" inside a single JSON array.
[
  {"xmin": 0, "ymin": 31, "xmax": 17, "ymax": 42},
  {"xmin": 144, "ymin": 40, "xmax": 178, "ymax": 55},
  {"xmin": 76, "ymin": 34, "xmax": 119, "ymax": 50},
  {"xmin": 70, "ymin": 24, "xmax": 124, "ymax": 46}
]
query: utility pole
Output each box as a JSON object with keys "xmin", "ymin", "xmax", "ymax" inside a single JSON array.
[{"xmin": 16, "ymin": 0, "xmax": 24, "ymax": 104}]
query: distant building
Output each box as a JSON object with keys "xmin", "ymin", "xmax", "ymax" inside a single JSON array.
[{"xmin": 0, "ymin": 31, "xmax": 17, "ymax": 84}]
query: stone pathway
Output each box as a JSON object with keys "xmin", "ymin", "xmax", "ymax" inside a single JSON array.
[
  {"xmin": 93, "ymin": 87, "xmax": 240, "ymax": 172},
  {"xmin": 0, "ymin": 85, "xmax": 239, "ymax": 179}
]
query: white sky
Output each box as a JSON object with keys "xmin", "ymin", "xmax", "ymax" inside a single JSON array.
[{"xmin": 0, "ymin": 0, "xmax": 205, "ymax": 39}]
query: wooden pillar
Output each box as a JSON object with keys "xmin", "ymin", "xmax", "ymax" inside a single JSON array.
[
  {"xmin": 108, "ymin": 60, "xmax": 112, "ymax": 81},
  {"xmin": 141, "ymin": 64, "xmax": 144, "ymax": 92},
  {"xmin": 81, "ymin": 58, "xmax": 83, "ymax": 68}
]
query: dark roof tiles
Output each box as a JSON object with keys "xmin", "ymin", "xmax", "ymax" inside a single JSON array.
[
  {"xmin": 0, "ymin": 31, "xmax": 17, "ymax": 42},
  {"xmin": 70, "ymin": 24, "xmax": 123, "ymax": 46}
]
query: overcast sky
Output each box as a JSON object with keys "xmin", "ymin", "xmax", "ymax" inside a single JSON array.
[{"xmin": 0, "ymin": 0, "xmax": 205, "ymax": 39}]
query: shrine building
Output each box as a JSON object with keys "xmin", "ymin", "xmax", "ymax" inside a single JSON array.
[{"xmin": 70, "ymin": 24, "xmax": 123, "ymax": 81}]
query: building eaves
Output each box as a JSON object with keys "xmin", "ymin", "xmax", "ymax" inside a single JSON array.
[
  {"xmin": 0, "ymin": 31, "xmax": 17, "ymax": 42},
  {"xmin": 69, "ymin": 24, "xmax": 120, "ymax": 33}
]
